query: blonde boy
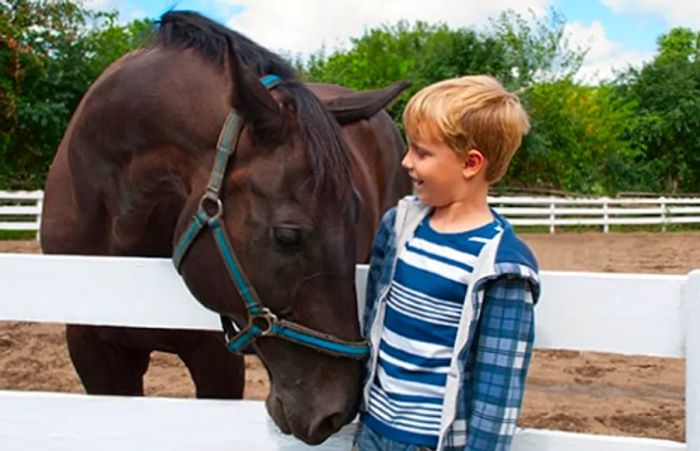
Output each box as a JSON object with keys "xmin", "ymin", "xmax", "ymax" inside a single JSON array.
[{"xmin": 356, "ymin": 76, "xmax": 540, "ymax": 451}]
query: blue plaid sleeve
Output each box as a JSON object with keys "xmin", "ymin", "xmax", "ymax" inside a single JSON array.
[
  {"xmin": 465, "ymin": 278, "xmax": 535, "ymax": 450},
  {"xmin": 362, "ymin": 207, "xmax": 396, "ymax": 336}
]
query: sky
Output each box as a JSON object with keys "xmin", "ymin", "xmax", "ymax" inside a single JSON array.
[{"xmin": 84, "ymin": 0, "xmax": 700, "ymax": 83}]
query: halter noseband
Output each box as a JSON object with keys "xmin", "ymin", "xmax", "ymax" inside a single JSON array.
[{"xmin": 172, "ymin": 75, "xmax": 368, "ymax": 360}]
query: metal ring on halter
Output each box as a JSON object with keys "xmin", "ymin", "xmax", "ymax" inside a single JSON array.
[
  {"xmin": 198, "ymin": 192, "xmax": 223, "ymax": 220},
  {"xmin": 250, "ymin": 308, "xmax": 278, "ymax": 336}
]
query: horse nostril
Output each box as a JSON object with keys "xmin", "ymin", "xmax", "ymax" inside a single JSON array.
[
  {"xmin": 311, "ymin": 411, "xmax": 348, "ymax": 440},
  {"xmin": 327, "ymin": 412, "xmax": 347, "ymax": 432}
]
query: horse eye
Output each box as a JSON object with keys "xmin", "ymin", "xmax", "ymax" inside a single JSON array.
[{"xmin": 273, "ymin": 226, "xmax": 303, "ymax": 249}]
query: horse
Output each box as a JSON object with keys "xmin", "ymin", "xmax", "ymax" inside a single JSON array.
[{"xmin": 39, "ymin": 10, "xmax": 410, "ymax": 445}]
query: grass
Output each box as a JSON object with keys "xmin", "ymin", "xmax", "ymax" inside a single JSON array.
[{"xmin": 0, "ymin": 230, "xmax": 36, "ymax": 240}]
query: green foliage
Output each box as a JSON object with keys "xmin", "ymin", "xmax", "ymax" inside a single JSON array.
[
  {"xmin": 0, "ymin": 230, "xmax": 34, "ymax": 240},
  {"xmin": 0, "ymin": 0, "xmax": 151, "ymax": 189},
  {"xmin": 304, "ymin": 21, "xmax": 444, "ymax": 122},
  {"xmin": 485, "ymin": 9, "xmax": 584, "ymax": 86},
  {"xmin": 615, "ymin": 27, "xmax": 700, "ymax": 193},
  {"xmin": 303, "ymin": 10, "xmax": 584, "ymax": 128},
  {"xmin": 509, "ymin": 81, "xmax": 641, "ymax": 194},
  {"xmin": 0, "ymin": 2, "xmax": 698, "ymax": 196},
  {"xmin": 304, "ymin": 13, "xmax": 698, "ymax": 195}
]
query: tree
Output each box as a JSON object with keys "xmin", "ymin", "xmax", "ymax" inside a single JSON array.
[
  {"xmin": 507, "ymin": 80, "xmax": 640, "ymax": 194},
  {"xmin": 0, "ymin": 0, "xmax": 151, "ymax": 188},
  {"xmin": 615, "ymin": 27, "xmax": 700, "ymax": 193},
  {"xmin": 485, "ymin": 9, "xmax": 584, "ymax": 87},
  {"xmin": 304, "ymin": 10, "xmax": 596, "ymax": 192}
]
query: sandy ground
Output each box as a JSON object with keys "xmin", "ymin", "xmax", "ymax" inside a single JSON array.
[{"xmin": 1, "ymin": 232, "xmax": 698, "ymax": 442}]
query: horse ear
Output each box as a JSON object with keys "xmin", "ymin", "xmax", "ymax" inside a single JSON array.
[
  {"xmin": 227, "ymin": 42, "xmax": 285, "ymax": 141},
  {"xmin": 320, "ymin": 81, "xmax": 412, "ymax": 125}
]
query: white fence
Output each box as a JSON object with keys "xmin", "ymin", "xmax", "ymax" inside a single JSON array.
[
  {"xmin": 0, "ymin": 253, "xmax": 698, "ymax": 450},
  {"xmin": 0, "ymin": 190, "xmax": 42, "ymax": 236},
  {"xmin": 3, "ymin": 191, "xmax": 700, "ymax": 235},
  {"xmin": 488, "ymin": 196, "xmax": 700, "ymax": 233}
]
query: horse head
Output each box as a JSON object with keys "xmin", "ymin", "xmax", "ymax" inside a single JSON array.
[{"xmin": 161, "ymin": 11, "xmax": 366, "ymax": 444}]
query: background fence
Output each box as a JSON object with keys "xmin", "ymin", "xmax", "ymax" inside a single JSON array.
[
  {"xmin": 488, "ymin": 196, "xmax": 700, "ymax": 233},
  {"xmin": 3, "ymin": 191, "xmax": 700, "ymax": 235},
  {"xmin": 0, "ymin": 253, "xmax": 698, "ymax": 450},
  {"xmin": 0, "ymin": 190, "xmax": 42, "ymax": 235}
]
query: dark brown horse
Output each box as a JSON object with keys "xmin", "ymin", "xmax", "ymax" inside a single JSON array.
[{"xmin": 40, "ymin": 11, "xmax": 409, "ymax": 445}]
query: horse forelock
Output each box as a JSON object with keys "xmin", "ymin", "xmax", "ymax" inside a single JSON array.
[{"xmin": 279, "ymin": 82, "xmax": 353, "ymax": 208}]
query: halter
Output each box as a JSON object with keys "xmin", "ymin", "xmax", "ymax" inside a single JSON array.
[{"xmin": 172, "ymin": 75, "xmax": 369, "ymax": 360}]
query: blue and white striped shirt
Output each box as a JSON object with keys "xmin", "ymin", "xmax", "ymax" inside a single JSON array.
[{"xmin": 363, "ymin": 216, "xmax": 501, "ymax": 447}]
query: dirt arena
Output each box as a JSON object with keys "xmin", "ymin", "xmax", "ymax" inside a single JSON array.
[{"xmin": 1, "ymin": 232, "xmax": 698, "ymax": 442}]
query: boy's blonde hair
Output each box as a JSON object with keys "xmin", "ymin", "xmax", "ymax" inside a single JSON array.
[{"xmin": 403, "ymin": 75, "xmax": 530, "ymax": 183}]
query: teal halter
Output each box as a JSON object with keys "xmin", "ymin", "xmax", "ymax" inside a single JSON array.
[{"xmin": 173, "ymin": 75, "xmax": 369, "ymax": 360}]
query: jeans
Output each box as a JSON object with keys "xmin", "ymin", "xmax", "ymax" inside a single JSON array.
[{"xmin": 353, "ymin": 423, "xmax": 436, "ymax": 451}]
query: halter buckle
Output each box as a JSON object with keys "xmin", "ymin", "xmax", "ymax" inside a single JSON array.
[
  {"xmin": 250, "ymin": 307, "xmax": 278, "ymax": 336},
  {"xmin": 198, "ymin": 192, "xmax": 223, "ymax": 220}
]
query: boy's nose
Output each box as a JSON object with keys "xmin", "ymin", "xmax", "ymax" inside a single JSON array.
[{"xmin": 401, "ymin": 152, "xmax": 412, "ymax": 170}]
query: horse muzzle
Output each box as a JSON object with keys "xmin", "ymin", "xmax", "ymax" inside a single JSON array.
[{"xmin": 266, "ymin": 382, "xmax": 357, "ymax": 445}]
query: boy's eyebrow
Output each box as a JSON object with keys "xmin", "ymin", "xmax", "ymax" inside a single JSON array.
[
  {"xmin": 412, "ymin": 143, "xmax": 430, "ymax": 153},
  {"xmin": 406, "ymin": 133, "xmax": 434, "ymax": 152}
]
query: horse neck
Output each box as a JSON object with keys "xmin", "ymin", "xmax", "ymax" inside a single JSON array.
[{"xmin": 107, "ymin": 144, "xmax": 204, "ymax": 257}]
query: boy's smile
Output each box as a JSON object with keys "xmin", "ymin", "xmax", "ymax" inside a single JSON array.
[{"xmin": 402, "ymin": 136, "xmax": 466, "ymax": 207}]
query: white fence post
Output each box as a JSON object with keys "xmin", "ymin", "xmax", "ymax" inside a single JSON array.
[
  {"xmin": 603, "ymin": 197, "xmax": 610, "ymax": 233},
  {"xmin": 35, "ymin": 196, "xmax": 43, "ymax": 242},
  {"xmin": 661, "ymin": 197, "xmax": 667, "ymax": 232},
  {"xmin": 549, "ymin": 197, "xmax": 555, "ymax": 234},
  {"xmin": 686, "ymin": 270, "xmax": 700, "ymax": 450}
]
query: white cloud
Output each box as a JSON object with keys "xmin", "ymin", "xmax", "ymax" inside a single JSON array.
[
  {"xmin": 222, "ymin": 0, "xmax": 552, "ymax": 56},
  {"xmin": 83, "ymin": 0, "xmax": 120, "ymax": 10},
  {"xmin": 602, "ymin": 0, "xmax": 700, "ymax": 28},
  {"xmin": 564, "ymin": 20, "xmax": 652, "ymax": 83}
]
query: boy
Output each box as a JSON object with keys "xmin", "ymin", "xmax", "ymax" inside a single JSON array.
[{"xmin": 356, "ymin": 75, "xmax": 540, "ymax": 451}]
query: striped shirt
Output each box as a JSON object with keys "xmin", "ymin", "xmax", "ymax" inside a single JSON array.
[{"xmin": 363, "ymin": 216, "xmax": 501, "ymax": 447}]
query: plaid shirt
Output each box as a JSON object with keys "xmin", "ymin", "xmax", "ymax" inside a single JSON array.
[{"xmin": 361, "ymin": 197, "xmax": 540, "ymax": 451}]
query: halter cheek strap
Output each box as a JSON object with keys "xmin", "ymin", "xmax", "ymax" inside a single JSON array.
[{"xmin": 172, "ymin": 75, "xmax": 369, "ymax": 360}]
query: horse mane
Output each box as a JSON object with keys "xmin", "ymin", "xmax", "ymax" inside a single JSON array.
[
  {"xmin": 154, "ymin": 10, "xmax": 296, "ymax": 80},
  {"xmin": 153, "ymin": 11, "xmax": 352, "ymax": 204}
]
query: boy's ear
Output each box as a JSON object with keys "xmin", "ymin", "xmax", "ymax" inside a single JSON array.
[{"xmin": 462, "ymin": 149, "xmax": 486, "ymax": 180}]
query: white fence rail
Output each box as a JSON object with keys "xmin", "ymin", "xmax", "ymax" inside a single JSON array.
[
  {"xmin": 488, "ymin": 196, "xmax": 700, "ymax": 233},
  {"xmin": 0, "ymin": 190, "xmax": 42, "ymax": 235},
  {"xmin": 2, "ymin": 191, "xmax": 700, "ymax": 235},
  {"xmin": 0, "ymin": 253, "xmax": 697, "ymax": 450}
]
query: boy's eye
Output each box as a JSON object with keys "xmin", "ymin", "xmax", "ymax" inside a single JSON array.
[
  {"xmin": 406, "ymin": 142, "xmax": 429, "ymax": 158},
  {"xmin": 414, "ymin": 146, "xmax": 428, "ymax": 157}
]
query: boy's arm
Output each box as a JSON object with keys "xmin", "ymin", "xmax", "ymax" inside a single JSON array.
[
  {"xmin": 465, "ymin": 277, "xmax": 535, "ymax": 451},
  {"xmin": 362, "ymin": 207, "xmax": 396, "ymax": 336}
]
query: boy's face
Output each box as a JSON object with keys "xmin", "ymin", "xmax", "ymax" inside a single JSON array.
[{"xmin": 401, "ymin": 136, "xmax": 467, "ymax": 207}]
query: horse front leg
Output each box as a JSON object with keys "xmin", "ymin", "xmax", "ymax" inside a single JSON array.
[
  {"xmin": 176, "ymin": 330, "xmax": 245, "ymax": 399},
  {"xmin": 66, "ymin": 324, "xmax": 151, "ymax": 396}
]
